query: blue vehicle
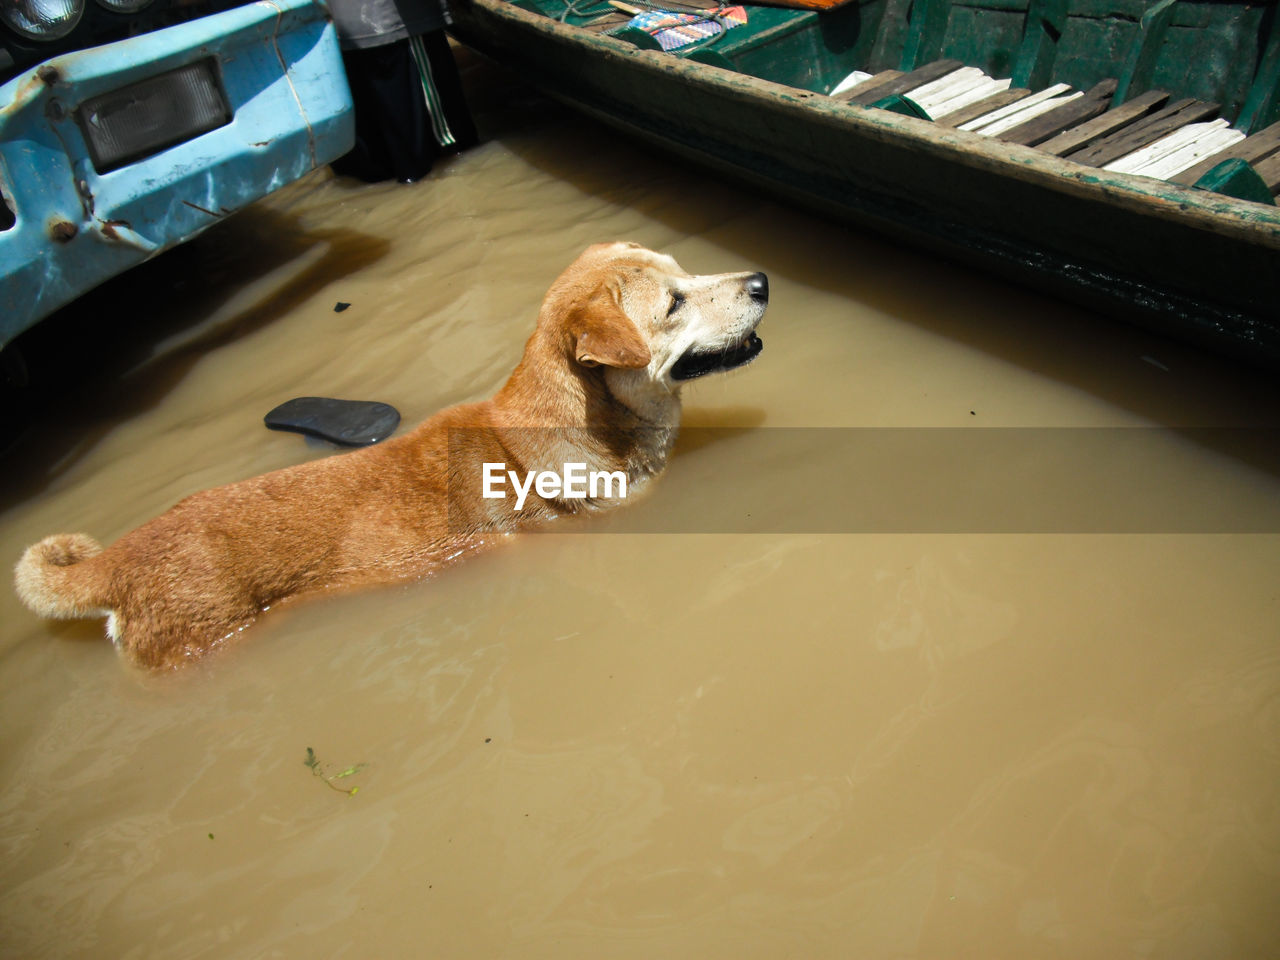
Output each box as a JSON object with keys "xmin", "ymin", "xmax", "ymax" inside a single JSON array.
[{"xmin": 0, "ymin": 0, "xmax": 355, "ymax": 348}]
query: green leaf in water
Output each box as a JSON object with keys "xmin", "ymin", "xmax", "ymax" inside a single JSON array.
[{"xmin": 304, "ymin": 747, "xmax": 367, "ymax": 796}]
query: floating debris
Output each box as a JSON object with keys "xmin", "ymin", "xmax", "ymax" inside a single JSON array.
[
  {"xmin": 304, "ymin": 746, "xmax": 368, "ymax": 797},
  {"xmin": 265, "ymin": 397, "xmax": 400, "ymax": 446}
]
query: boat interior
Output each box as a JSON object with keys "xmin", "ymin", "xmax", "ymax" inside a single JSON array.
[{"xmin": 501, "ymin": 0, "xmax": 1280, "ymax": 203}]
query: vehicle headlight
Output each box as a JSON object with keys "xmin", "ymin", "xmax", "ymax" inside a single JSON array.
[
  {"xmin": 1, "ymin": 0, "xmax": 84, "ymax": 40},
  {"xmin": 94, "ymin": 0, "xmax": 156, "ymax": 12}
]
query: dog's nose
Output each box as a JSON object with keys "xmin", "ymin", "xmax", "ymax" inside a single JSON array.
[{"xmin": 745, "ymin": 272, "xmax": 769, "ymax": 304}]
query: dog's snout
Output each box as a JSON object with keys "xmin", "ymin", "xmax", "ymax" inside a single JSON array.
[{"xmin": 745, "ymin": 272, "xmax": 769, "ymax": 304}]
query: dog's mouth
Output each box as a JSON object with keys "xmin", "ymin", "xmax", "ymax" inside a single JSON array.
[{"xmin": 670, "ymin": 333, "xmax": 764, "ymax": 381}]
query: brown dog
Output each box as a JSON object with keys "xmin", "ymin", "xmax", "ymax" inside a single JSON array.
[{"xmin": 15, "ymin": 242, "xmax": 768, "ymax": 669}]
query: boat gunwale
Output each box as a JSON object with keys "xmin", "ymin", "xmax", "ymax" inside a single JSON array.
[{"xmin": 464, "ymin": 0, "xmax": 1280, "ymax": 251}]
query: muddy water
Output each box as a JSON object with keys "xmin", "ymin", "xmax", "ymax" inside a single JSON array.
[{"xmin": 3, "ymin": 52, "xmax": 1280, "ymax": 959}]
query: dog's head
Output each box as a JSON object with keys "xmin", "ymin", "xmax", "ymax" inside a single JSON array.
[{"xmin": 541, "ymin": 242, "xmax": 768, "ymax": 400}]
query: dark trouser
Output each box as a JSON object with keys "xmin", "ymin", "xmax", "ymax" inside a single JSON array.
[{"xmin": 332, "ymin": 31, "xmax": 479, "ymax": 183}]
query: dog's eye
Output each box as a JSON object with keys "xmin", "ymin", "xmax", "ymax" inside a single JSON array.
[{"xmin": 666, "ymin": 292, "xmax": 685, "ymax": 317}]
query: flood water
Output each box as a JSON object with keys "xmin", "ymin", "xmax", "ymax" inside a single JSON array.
[{"xmin": 3, "ymin": 50, "xmax": 1279, "ymax": 959}]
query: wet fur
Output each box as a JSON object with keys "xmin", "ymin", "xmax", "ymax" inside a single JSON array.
[{"xmin": 14, "ymin": 243, "xmax": 767, "ymax": 669}]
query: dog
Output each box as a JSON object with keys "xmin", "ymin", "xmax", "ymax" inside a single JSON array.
[{"xmin": 14, "ymin": 242, "xmax": 768, "ymax": 669}]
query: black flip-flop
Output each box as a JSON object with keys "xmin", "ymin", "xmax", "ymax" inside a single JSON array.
[{"xmin": 264, "ymin": 397, "xmax": 400, "ymax": 447}]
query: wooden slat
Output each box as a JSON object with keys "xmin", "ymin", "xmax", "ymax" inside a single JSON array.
[
  {"xmin": 997, "ymin": 79, "xmax": 1117, "ymax": 146},
  {"xmin": 959, "ymin": 83, "xmax": 1072, "ymax": 133},
  {"xmin": 1105, "ymin": 120, "xmax": 1241, "ymax": 178},
  {"xmin": 1036, "ymin": 89, "xmax": 1170, "ymax": 157},
  {"xmin": 970, "ymin": 87, "xmax": 1079, "ymax": 136},
  {"xmin": 905, "ymin": 66, "xmax": 988, "ymax": 112},
  {"xmin": 927, "ymin": 77, "xmax": 1011, "ymax": 120},
  {"xmin": 829, "ymin": 70, "xmax": 874, "ymax": 97},
  {"xmin": 1068, "ymin": 98, "xmax": 1221, "ymax": 168},
  {"xmin": 831, "ymin": 69, "xmax": 902, "ymax": 103},
  {"xmin": 1138, "ymin": 125, "xmax": 1244, "ymax": 180},
  {"xmin": 1251, "ymin": 152, "xmax": 1280, "ymax": 193},
  {"xmin": 843, "ymin": 59, "xmax": 964, "ymax": 106},
  {"xmin": 1170, "ymin": 120, "xmax": 1280, "ymax": 185},
  {"xmin": 935, "ymin": 87, "xmax": 1030, "ymax": 127}
]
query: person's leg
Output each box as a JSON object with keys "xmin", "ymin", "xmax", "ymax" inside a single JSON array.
[
  {"xmin": 409, "ymin": 31, "xmax": 480, "ymax": 154},
  {"xmin": 333, "ymin": 40, "xmax": 439, "ymax": 183}
]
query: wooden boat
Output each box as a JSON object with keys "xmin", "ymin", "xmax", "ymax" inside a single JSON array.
[{"xmin": 449, "ymin": 0, "xmax": 1280, "ymax": 367}]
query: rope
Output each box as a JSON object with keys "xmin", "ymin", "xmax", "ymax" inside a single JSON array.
[{"xmin": 556, "ymin": 0, "xmax": 614, "ymax": 21}]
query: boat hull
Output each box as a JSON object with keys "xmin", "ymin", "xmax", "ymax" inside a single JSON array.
[{"xmin": 451, "ymin": 0, "xmax": 1280, "ymax": 367}]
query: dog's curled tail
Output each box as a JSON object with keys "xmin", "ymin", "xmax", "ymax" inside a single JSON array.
[{"xmin": 14, "ymin": 533, "xmax": 111, "ymax": 621}]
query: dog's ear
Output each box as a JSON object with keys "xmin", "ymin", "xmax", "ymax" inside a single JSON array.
[{"xmin": 569, "ymin": 287, "xmax": 651, "ymax": 370}]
